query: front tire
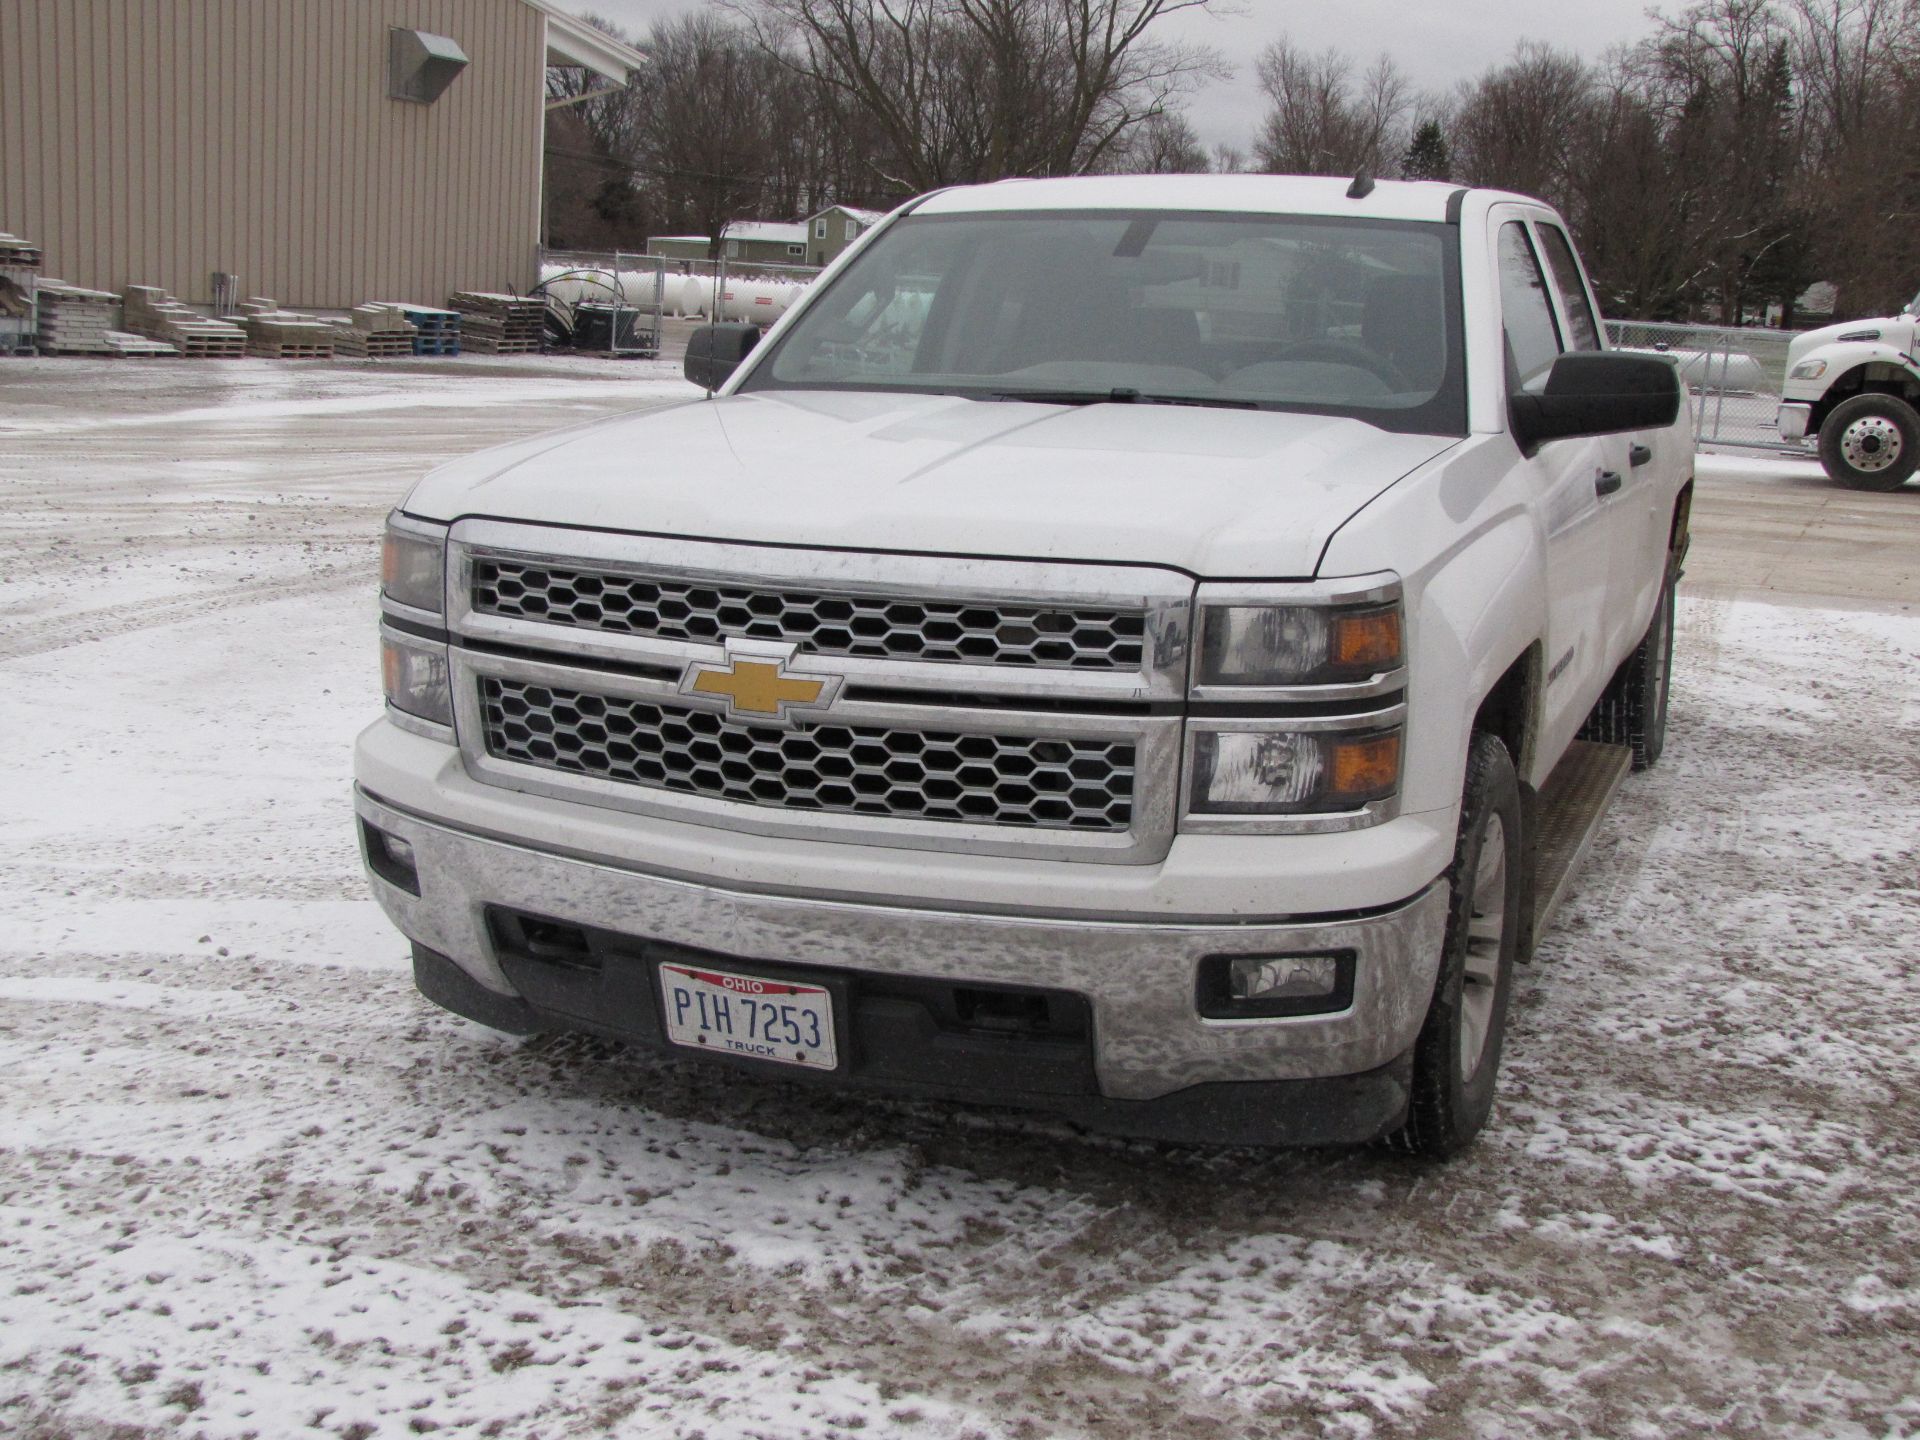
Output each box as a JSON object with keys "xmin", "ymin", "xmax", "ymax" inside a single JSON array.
[
  {"xmin": 1387, "ymin": 732, "xmax": 1522, "ymax": 1159},
  {"xmin": 1817, "ymin": 393, "xmax": 1920, "ymax": 491}
]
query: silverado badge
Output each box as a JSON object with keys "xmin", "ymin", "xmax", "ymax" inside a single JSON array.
[{"xmin": 679, "ymin": 641, "xmax": 843, "ymax": 727}]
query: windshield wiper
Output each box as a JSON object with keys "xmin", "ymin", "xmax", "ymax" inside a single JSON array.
[{"xmin": 987, "ymin": 387, "xmax": 1259, "ymax": 410}]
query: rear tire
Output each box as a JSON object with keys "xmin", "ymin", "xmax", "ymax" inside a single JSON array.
[
  {"xmin": 1817, "ymin": 393, "xmax": 1919, "ymax": 491},
  {"xmin": 1387, "ymin": 732, "xmax": 1522, "ymax": 1159},
  {"xmin": 1578, "ymin": 567, "xmax": 1676, "ymax": 771}
]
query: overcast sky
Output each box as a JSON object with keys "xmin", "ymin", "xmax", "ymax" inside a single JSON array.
[{"xmin": 568, "ymin": 0, "xmax": 1668, "ymax": 152}]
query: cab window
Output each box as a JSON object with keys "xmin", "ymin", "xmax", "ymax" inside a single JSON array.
[
  {"xmin": 1536, "ymin": 225, "xmax": 1601, "ymax": 351},
  {"xmin": 1497, "ymin": 222, "xmax": 1562, "ymax": 390}
]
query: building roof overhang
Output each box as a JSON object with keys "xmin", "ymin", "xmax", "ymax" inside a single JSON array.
[{"xmin": 529, "ymin": 1, "xmax": 647, "ymax": 84}]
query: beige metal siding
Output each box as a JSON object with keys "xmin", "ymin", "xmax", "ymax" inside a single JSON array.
[{"xmin": 0, "ymin": 0, "xmax": 545, "ymax": 308}]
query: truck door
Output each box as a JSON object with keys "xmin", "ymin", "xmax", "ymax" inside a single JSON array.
[
  {"xmin": 1532, "ymin": 220, "xmax": 1655, "ymax": 659},
  {"xmin": 1494, "ymin": 217, "xmax": 1622, "ymax": 755}
]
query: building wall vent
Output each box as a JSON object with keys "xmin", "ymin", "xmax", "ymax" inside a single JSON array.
[{"xmin": 389, "ymin": 28, "xmax": 469, "ymax": 104}]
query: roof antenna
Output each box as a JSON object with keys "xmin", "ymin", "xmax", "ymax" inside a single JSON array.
[{"xmin": 1346, "ymin": 170, "xmax": 1376, "ymax": 200}]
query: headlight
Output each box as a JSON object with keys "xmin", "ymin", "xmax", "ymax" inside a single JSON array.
[
  {"xmin": 1789, "ymin": 359, "xmax": 1828, "ymax": 380},
  {"xmin": 382, "ymin": 630, "xmax": 453, "ymax": 727},
  {"xmin": 1188, "ymin": 725, "xmax": 1401, "ymax": 816},
  {"xmin": 1197, "ymin": 598, "xmax": 1402, "ymax": 688},
  {"xmin": 382, "ymin": 512, "xmax": 447, "ymax": 614}
]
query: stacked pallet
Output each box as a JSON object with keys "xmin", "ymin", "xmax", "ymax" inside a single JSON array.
[
  {"xmin": 234, "ymin": 297, "xmax": 337, "ymax": 358},
  {"xmin": 123, "ymin": 285, "xmax": 246, "ymax": 357},
  {"xmin": 0, "ymin": 231, "xmax": 40, "ymax": 356},
  {"xmin": 328, "ymin": 303, "xmax": 418, "ymax": 358},
  {"xmin": 380, "ymin": 303, "xmax": 460, "ymax": 355},
  {"xmin": 449, "ymin": 291, "xmax": 541, "ymax": 354},
  {"xmin": 34, "ymin": 280, "xmax": 118, "ymax": 355},
  {"xmin": 104, "ymin": 330, "xmax": 179, "ymax": 358}
]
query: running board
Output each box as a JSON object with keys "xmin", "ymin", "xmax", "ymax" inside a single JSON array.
[{"xmin": 1530, "ymin": 740, "xmax": 1632, "ymax": 942}]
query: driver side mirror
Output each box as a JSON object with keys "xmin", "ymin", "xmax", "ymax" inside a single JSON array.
[
  {"xmin": 1510, "ymin": 352, "xmax": 1681, "ymax": 455},
  {"xmin": 684, "ymin": 323, "xmax": 762, "ymax": 392}
]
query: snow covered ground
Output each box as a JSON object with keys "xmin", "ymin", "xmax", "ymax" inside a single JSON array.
[{"xmin": 1, "ymin": 360, "xmax": 1917, "ymax": 1439}]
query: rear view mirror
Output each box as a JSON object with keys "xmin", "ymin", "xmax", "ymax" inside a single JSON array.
[
  {"xmin": 684, "ymin": 324, "xmax": 762, "ymax": 392},
  {"xmin": 1510, "ymin": 352, "xmax": 1682, "ymax": 455}
]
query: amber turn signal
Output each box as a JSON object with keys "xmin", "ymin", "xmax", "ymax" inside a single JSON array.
[
  {"xmin": 1330, "ymin": 606, "xmax": 1403, "ymax": 671},
  {"xmin": 1328, "ymin": 731, "xmax": 1402, "ymax": 802}
]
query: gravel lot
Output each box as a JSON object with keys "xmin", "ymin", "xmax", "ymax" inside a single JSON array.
[{"xmin": 1, "ymin": 359, "xmax": 1916, "ymax": 1439}]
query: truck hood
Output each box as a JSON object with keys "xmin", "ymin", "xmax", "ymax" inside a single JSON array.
[
  {"xmin": 403, "ymin": 390, "xmax": 1460, "ymax": 579},
  {"xmin": 1788, "ymin": 315, "xmax": 1919, "ymax": 367}
]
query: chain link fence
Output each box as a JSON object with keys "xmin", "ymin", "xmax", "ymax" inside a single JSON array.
[{"xmin": 1606, "ymin": 319, "xmax": 1809, "ymax": 452}]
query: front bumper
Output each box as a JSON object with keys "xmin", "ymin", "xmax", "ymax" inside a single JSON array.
[
  {"xmin": 356, "ymin": 785, "xmax": 1449, "ymax": 1138},
  {"xmin": 1777, "ymin": 401, "xmax": 1813, "ymax": 442}
]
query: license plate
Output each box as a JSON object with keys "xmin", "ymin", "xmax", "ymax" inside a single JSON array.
[{"xmin": 657, "ymin": 962, "xmax": 838, "ymax": 1071}]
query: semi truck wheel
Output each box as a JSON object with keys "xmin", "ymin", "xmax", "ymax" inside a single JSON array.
[
  {"xmin": 1387, "ymin": 731, "xmax": 1522, "ymax": 1159},
  {"xmin": 1817, "ymin": 393, "xmax": 1920, "ymax": 491}
]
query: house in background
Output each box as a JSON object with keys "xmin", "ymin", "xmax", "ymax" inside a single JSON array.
[
  {"xmin": 806, "ymin": 205, "xmax": 886, "ymax": 267},
  {"xmin": 0, "ymin": 0, "xmax": 644, "ymax": 308},
  {"xmin": 647, "ymin": 222, "xmax": 809, "ymax": 267}
]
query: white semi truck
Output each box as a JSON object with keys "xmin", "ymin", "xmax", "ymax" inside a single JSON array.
[
  {"xmin": 1777, "ymin": 289, "xmax": 1920, "ymax": 489},
  {"xmin": 358, "ymin": 176, "xmax": 1692, "ymax": 1157}
]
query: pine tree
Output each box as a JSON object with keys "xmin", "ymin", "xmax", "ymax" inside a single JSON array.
[{"xmin": 1400, "ymin": 120, "xmax": 1451, "ymax": 181}]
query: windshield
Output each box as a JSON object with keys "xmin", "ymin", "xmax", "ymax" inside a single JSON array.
[{"xmin": 740, "ymin": 210, "xmax": 1466, "ymax": 435}]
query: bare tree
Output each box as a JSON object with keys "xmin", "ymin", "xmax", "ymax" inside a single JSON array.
[
  {"xmin": 627, "ymin": 15, "xmax": 793, "ymax": 255},
  {"xmin": 1448, "ymin": 41, "xmax": 1594, "ymax": 214},
  {"xmin": 543, "ymin": 14, "xmax": 654, "ymax": 249},
  {"xmin": 728, "ymin": 0, "xmax": 1226, "ymax": 190},
  {"xmin": 1251, "ymin": 42, "xmax": 1411, "ymax": 176},
  {"xmin": 1786, "ymin": 0, "xmax": 1920, "ymax": 313},
  {"xmin": 1100, "ymin": 109, "xmax": 1211, "ymax": 171}
]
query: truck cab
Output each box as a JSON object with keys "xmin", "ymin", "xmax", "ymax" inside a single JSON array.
[
  {"xmin": 1777, "ymin": 289, "xmax": 1920, "ymax": 489},
  {"xmin": 358, "ymin": 176, "xmax": 1690, "ymax": 1156}
]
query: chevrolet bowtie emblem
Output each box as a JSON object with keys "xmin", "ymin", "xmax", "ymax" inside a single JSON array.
[{"xmin": 680, "ymin": 642, "xmax": 842, "ymax": 727}]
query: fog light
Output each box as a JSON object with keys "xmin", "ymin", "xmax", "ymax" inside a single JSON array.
[
  {"xmin": 361, "ymin": 820, "xmax": 420, "ymax": 895},
  {"xmin": 1231, "ymin": 954, "xmax": 1338, "ymax": 1002},
  {"xmin": 1197, "ymin": 950, "xmax": 1355, "ymax": 1019}
]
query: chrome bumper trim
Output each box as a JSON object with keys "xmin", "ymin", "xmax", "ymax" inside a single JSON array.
[{"xmin": 356, "ymin": 787, "xmax": 1449, "ymax": 1100}]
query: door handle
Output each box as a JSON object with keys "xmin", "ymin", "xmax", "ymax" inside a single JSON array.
[
  {"xmin": 1595, "ymin": 469, "xmax": 1623, "ymax": 497},
  {"xmin": 1629, "ymin": 443, "xmax": 1653, "ymax": 467}
]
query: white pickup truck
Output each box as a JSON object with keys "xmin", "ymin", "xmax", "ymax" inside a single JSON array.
[{"xmin": 358, "ymin": 176, "xmax": 1691, "ymax": 1157}]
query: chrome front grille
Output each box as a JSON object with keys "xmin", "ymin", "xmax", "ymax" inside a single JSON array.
[
  {"xmin": 472, "ymin": 558, "xmax": 1146, "ymax": 671},
  {"xmin": 448, "ymin": 522, "xmax": 1192, "ymax": 864},
  {"xmin": 480, "ymin": 676, "xmax": 1135, "ymax": 832}
]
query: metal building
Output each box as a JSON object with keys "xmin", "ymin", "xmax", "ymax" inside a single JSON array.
[{"xmin": 0, "ymin": 0, "xmax": 643, "ymax": 309}]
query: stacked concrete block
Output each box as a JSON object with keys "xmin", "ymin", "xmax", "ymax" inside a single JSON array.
[
  {"xmin": 103, "ymin": 330, "xmax": 181, "ymax": 357},
  {"xmin": 234, "ymin": 297, "xmax": 337, "ymax": 358},
  {"xmin": 123, "ymin": 285, "xmax": 246, "ymax": 357},
  {"xmin": 448, "ymin": 291, "xmax": 542, "ymax": 354},
  {"xmin": 329, "ymin": 303, "xmax": 419, "ymax": 358},
  {"xmin": 33, "ymin": 280, "xmax": 119, "ymax": 355}
]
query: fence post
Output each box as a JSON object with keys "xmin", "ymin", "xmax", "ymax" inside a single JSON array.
[{"xmin": 1710, "ymin": 335, "xmax": 1728, "ymax": 444}]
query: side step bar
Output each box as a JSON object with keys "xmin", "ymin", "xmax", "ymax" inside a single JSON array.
[{"xmin": 1529, "ymin": 739, "xmax": 1633, "ymax": 942}]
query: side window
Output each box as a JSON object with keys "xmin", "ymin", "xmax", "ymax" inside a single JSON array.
[
  {"xmin": 1497, "ymin": 221, "xmax": 1562, "ymax": 389},
  {"xmin": 814, "ymin": 218, "xmax": 828, "ymax": 240},
  {"xmin": 1536, "ymin": 225, "xmax": 1601, "ymax": 351}
]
